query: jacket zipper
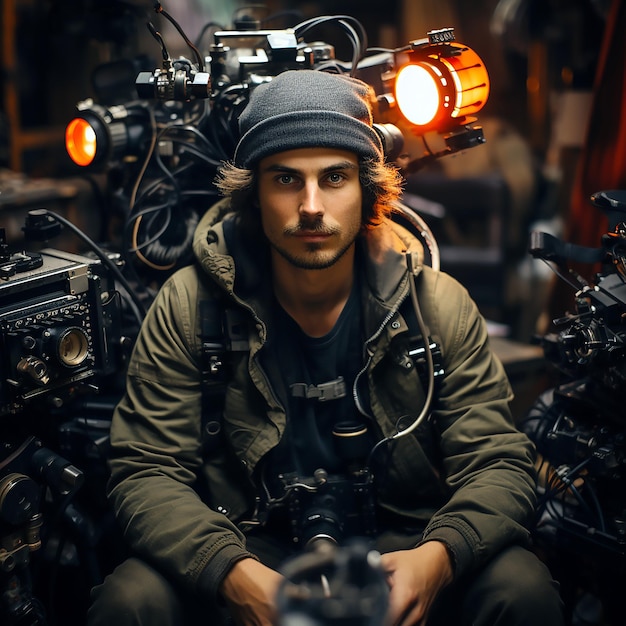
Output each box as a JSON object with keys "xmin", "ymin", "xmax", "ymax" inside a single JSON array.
[
  {"xmin": 353, "ymin": 286, "xmax": 410, "ymax": 418},
  {"xmin": 225, "ymin": 290, "xmax": 285, "ymax": 411}
]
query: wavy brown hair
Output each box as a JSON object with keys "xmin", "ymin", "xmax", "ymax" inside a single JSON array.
[{"xmin": 214, "ymin": 156, "xmax": 404, "ymax": 233}]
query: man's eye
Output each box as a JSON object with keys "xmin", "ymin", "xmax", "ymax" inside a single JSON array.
[
  {"xmin": 327, "ymin": 173, "xmax": 345, "ymax": 184},
  {"xmin": 278, "ymin": 175, "xmax": 295, "ymax": 184}
]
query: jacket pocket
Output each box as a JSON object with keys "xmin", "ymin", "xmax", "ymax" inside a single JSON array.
[{"xmin": 374, "ymin": 427, "xmax": 448, "ymax": 515}]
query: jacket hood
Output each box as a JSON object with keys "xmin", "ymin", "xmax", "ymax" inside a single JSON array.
[{"xmin": 192, "ymin": 198, "xmax": 425, "ymax": 303}]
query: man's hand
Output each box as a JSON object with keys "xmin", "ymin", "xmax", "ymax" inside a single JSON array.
[
  {"xmin": 220, "ymin": 557, "xmax": 285, "ymax": 625},
  {"xmin": 380, "ymin": 541, "xmax": 453, "ymax": 626}
]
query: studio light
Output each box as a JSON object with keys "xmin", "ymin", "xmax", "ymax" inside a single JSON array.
[
  {"xmin": 65, "ymin": 115, "xmax": 99, "ymax": 166},
  {"xmin": 65, "ymin": 23, "xmax": 491, "ymax": 176},
  {"xmin": 394, "ymin": 31, "xmax": 490, "ymax": 132},
  {"xmin": 66, "ymin": 102, "xmax": 150, "ymax": 168}
]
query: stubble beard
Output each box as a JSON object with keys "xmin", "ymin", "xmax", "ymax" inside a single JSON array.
[{"xmin": 272, "ymin": 219, "xmax": 357, "ymax": 270}]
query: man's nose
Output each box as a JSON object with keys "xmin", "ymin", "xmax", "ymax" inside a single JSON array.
[{"xmin": 299, "ymin": 181, "xmax": 323, "ymax": 217}]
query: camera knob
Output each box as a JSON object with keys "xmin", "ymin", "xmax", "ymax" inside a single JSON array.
[
  {"xmin": 21, "ymin": 335, "xmax": 37, "ymax": 351},
  {"xmin": 0, "ymin": 473, "xmax": 40, "ymax": 526},
  {"xmin": 313, "ymin": 468, "xmax": 328, "ymax": 486},
  {"xmin": 16, "ymin": 355, "xmax": 50, "ymax": 385}
]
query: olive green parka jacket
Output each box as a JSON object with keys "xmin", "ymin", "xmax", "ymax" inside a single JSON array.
[{"xmin": 107, "ymin": 198, "xmax": 537, "ymax": 601}]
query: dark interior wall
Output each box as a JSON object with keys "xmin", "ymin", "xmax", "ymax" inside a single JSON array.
[{"xmin": 2, "ymin": 1, "xmax": 611, "ymax": 175}]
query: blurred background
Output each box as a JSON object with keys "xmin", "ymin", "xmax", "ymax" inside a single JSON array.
[{"xmin": 2, "ymin": 0, "xmax": 624, "ymax": 342}]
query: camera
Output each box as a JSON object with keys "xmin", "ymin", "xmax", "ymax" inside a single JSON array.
[
  {"xmin": 257, "ymin": 421, "xmax": 379, "ymax": 550},
  {"xmin": 527, "ymin": 189, "xmax": 626, "ymax": 422},
  {"xmin": 276, "ymin": 539, "xmax": 389, "ymax": 626},
  {"xmin": 524, "ymin": 189, "xmax": 626, "ymax": 622},
  {"xmin": 0, "ymin": 242, "xmax": 121, "ymax": 417},
  {"xmin": 0, "ymin": 228, "xmax": 122, "ymax": 626},
  {"xmin": 279, "ymin": 467, "xmax": 378, "ymax": 550}
]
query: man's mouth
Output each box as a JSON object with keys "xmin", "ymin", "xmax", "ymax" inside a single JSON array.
[{"xmin": 288, "ymin": 222, "xmax": 337, "ymax": 237}]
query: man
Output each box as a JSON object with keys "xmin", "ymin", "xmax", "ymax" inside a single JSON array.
[{"xmin": 88, "ymin": 70, "xmax": 564, "ymax": 626}]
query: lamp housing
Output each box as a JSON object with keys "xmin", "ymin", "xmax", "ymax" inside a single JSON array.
[
  {"xmin": 65, "ymin": 101, "xmax": 150, "ymax": 168},
  {"xmin": 394, "ymin": 29, "xmax": 490, "ymax": 133}
]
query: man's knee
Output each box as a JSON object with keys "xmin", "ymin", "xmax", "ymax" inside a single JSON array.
[
  {"xmin": 88, "ymin": 557, "xmax": 184, "ymax": 626},
  {"xmin": 466, "ymin": 545, "xmax": 565, "ymax": 626}
]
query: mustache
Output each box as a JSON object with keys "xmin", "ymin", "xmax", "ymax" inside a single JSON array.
[{"xmin": 284, "ymin": 219, "xmax": 340, "ymax": 236}]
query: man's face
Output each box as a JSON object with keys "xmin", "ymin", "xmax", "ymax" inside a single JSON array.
[{"xmin": 257, "ymin": 147, "xmax": 363, "ymax": 270}]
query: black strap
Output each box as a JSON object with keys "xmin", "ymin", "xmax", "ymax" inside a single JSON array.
[
  {"xmin": 199, "ymin": 300, "xmax": 250, "ymax": 452},
  {"xmin": 289, "ymin": 376, "xmax": 347, "ymax": 402},
  {"xmin": 200, "ymin": 299, "xmax": 229, "ymax": 452}
]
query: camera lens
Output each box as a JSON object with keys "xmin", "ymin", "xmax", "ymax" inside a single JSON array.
[
  {"xmin": 333, "ymin": 421, "xmax": 370, "ymax": 465},
  {"xmin": 56, "ymin": 327, "xmax": 90, "ymax": 367},
  {"xmin": 301, "ymin": 499, "xmax": 343, "ymax": 548}
]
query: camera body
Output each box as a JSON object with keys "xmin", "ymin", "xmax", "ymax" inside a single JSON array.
[
  {"xmin": 540, "ymin": 271, "xmax": 626, "ymax": 413},
  {"xmin": 524, "ymin": 190, "xmax": 626, "ymax": 620},
  {"xmin": 0, "ymin": 249, "xmax": 121, "ymax": 417},
  {"xmin": 280, "ymin": 468, "xmax": 378, "ymax": 549}
]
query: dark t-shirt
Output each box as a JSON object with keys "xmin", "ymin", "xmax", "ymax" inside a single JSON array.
[{"xmin": 265, "ymin": 280, "xmax": 368, "ymax": 489}]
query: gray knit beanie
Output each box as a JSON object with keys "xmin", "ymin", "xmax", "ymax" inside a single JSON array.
[{"xmin": 233, "ymin": 70, "xmax": 384, "ymax": 168}]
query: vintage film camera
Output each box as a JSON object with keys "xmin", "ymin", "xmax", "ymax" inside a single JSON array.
[
  {"xmin": 0, "ymin": 226, "xmax": 122, "ymax": 625},
  {"xmin": 0, "ymin": 236, "xmax": 121, "ymax": 417}
]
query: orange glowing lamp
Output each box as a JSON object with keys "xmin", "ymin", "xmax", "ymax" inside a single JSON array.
[
  {"xmin": 65, "ymin": 102, "xmax": 149, "ymax": 169},
  {"xmin": 394, "ymin": 31, "xmax": 490, "ymax": 132},
  {"xmin": 66, "ymin": 117, "xmax": 98, "ymax": 166}
]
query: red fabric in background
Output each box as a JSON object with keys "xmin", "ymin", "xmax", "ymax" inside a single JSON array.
[
  {"xmin": 547, "ymin": 0, "xmax": 626, "ymax": 321},
  {"xmin": 567, "ymin": 0, "xmax": 626, "ymax": 261}
]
